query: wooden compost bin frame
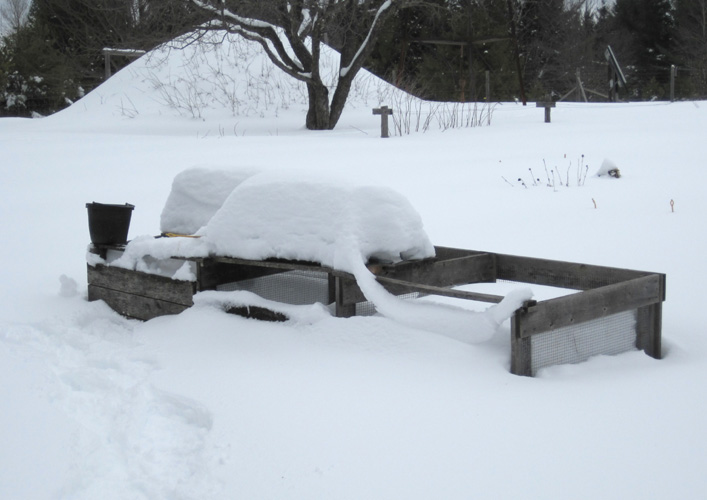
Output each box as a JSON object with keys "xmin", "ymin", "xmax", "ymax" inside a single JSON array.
[{"xmin": 87, "ymin": 244, "xmax": 665, "ymax": 376}]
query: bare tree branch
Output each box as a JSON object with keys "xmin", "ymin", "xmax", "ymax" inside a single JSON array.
[
  {"xmin": 1, "ymin": 0, "xmax": 31, "ymax": 33},
  {"xmin": 189, "ymin": 0, "xmax": 426, "ymax": 129}
]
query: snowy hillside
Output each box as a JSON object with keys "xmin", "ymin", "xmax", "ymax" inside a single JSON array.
[
  {"xmin": 53, "ymin": 31, "xmax": 409, "ymax": 135},
  {"xmin": 2, "ymin": 32, "xmax": 707, "ymax": 500}
]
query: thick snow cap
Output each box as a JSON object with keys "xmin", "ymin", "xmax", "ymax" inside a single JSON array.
[
  {"xmin": 160, "ymin": 166, "xmax": 259, "ymax": 234},
  {"xmin": 201, "ymin": 171, "xmax": 436, "ymax": 269}
]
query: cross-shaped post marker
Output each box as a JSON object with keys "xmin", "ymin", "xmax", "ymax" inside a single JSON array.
[
  {"xmin": 372, "ymin": 105, "xmax": 393, "ymax": 138},
  {"xmin": 536, "ymin": 100, "xmax": 556, "ymax": 123}
]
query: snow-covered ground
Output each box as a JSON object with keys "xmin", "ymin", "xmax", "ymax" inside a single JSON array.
[{"xmin": 2, "ymin": 33, "xmax": 707, "ymax": 499}]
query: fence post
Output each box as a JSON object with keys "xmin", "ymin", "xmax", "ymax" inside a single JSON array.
[
  {"xmin": 670, "ymin": 65, "xmax": 677, "ymax": 102},
  {"xmin": 636, "ymin": 273, "xmax": 665, "ymax": 359},
  {"xmin": 510, "ymin": 311, "xmax": 532, "ymax": 376},
  {"xmin": 104, "ymin": 52, "xmax": 111, "ymax": 80},
  {"xmin": 486, "ymin": 71, "xmax": 491, "ymax": 125},
  {"xmin": 485, "ymin": 70, "xmax": 490, "ymax": 103}
]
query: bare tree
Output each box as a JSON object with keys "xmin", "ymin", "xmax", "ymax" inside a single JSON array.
[
  {"xmin": 191, "ymin": 0, "xmax": 426, "ymax": 130},
  {"xmin": 1, "ymin": 0, "xmax": 31, "ymax": 33}
]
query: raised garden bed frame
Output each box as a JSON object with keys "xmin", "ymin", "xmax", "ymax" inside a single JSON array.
[{"xmin": 87, "ymin": 244, "xmax": 665, "ymax": 376}]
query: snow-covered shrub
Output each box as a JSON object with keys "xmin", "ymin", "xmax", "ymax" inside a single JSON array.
[{"xmin": 1, "ymin": 71, "xmax": 47, "ymax": 113}]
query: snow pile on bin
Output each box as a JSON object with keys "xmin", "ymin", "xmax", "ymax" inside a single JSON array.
[
  {"xmin": 156, "ymin": 167, "xmax": 436, "ymax": 268},
  {"xmin": 116, "ymin": 167, "xmax": 531, "ymax": 342},
  {"xmin": 202, "ymin": 171, "xmax": 436, "ymax": 269},
  {"xmin": 160, "ymin": 166, "xmax": 261, "ymax": 236}
]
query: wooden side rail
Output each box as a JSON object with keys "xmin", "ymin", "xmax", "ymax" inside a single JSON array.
[
  {"xmin": 495, "ymin": 253, "xmax": 653, "ymax": 290},
  {"xmin": 514, "ymin": 274, "xmax": 664, "ymax": 338},
  {"xmin": 374, "ymin": 276, "xmax": 504, "ymax": 304},
  {"xmin": 510, "ymin": 272, "xmax": 666, "ymax": 376},
  {"xmin": 88, "ymin": 264, "xmax": 195, "ymax": 320}
]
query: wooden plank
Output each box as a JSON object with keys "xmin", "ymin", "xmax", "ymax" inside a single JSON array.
[
  {"xmin": 375, "ymin": 276, "xmax": 504, "ymax": 304},
  {"xmin": 212, "ymin": 256, "xmax": 325, "ymax": 273},
  {"xmin": 378, "ymin": 252, "xmax": 496, "ymax": 286},
  {"xmin": 88, "ymin": 264, "xmax": 195, "ymax": 305},
  {"xmin": 88, "ymin": 285, "xmax": 190, "ymax": 320},
  {"xmin": 101, "ymin": 48, "xmax": 146, "ymax": 57},
  {"xmin": 339, "ymin": 252, "xmax": 497, "ymax": 304},
  {"xmin": 434, "ymin": 246, "xmax": 482, "ymax": 259},
  {"xmin": 197, "ymin": 259, "xmax": 288, "ymax": 290},
  {"xmin": 516, "ymin": 274, "xmax": 663, "ymax": 338},
  {"xmin": 495, "ymin": 253, "xmax": 651, "ymax": 290}
]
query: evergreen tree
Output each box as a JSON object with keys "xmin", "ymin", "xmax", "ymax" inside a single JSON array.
[
  {"xmin": 0, "ymin": 0, "xmax": 201, "ymax": 116},
  {"xmin": 612, "ymin": 0, "xmax": 675, "ymax": 98},
  {"xmin": 0, "ymin": 20, "xmax": 83, "ymax": 116},
  {"xmin": 674, "ymin": 0, "xmax": 707, "ymax": 96}
]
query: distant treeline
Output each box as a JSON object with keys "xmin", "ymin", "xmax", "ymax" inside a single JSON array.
[{"xmin": 2, "ymin": 0, "xmax": 705, "ymax": 117}]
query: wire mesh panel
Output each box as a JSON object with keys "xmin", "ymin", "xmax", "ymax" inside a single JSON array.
[
  {"xmin": 530, "ymin": 309, "xmax": 637, "ymax": 374},
  {"xmin": 217, "ymin": 269, "xmax": 422, "ymax": 315},
  {"xmin": 217, "ymin": 270, "xmax": 330, "ymax": 305},
  {"xmin": 354, "ymin": 293, "xmax": 420, "ymax": 316}
]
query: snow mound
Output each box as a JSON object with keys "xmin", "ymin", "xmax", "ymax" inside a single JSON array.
[
  {"xmin": 54, "ymin": 30, "xmax": 400, "ymax": 127},
  {"xmin": 596, "ymin": 158, "xmax": 621, "ymax": 178},
  {"xmin": 202, "ymin": 171, "xmax": 436, "ymax": 268},
  {"xmin": 160, "ymin": 166, "xmax": 260, "ymax": 235}
]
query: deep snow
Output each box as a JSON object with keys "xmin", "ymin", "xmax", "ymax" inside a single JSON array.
[{"xmin": 2, "ymin": 32, "xmax": 707, "ymax": 499}]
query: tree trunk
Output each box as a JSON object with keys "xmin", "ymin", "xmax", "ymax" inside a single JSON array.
[
  {"xmin": 328, "ymin": 75, "xmax": 354, "ymax": 130},
  {"xmin": 506, "ymin": 0, "xmax": 527, "ymax": 105},
  {"xmin": 306, "ymin": 81, "xmax": 331, "ymax": 130}
]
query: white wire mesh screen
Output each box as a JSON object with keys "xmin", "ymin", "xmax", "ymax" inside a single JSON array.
[
  {"xmin": 530, "ymin": 309, "xmax": 638, "ymax": 374},
  {"xmin": 216, "ymin": 270, "xmax": 330, "ymax": 305},
  {"xmin": 354, "ymin": 293, "xmax": 420, "ymax": 316},
  {"xmin": 217, "ymin": 270, "xmax": 420, "ymax": 315}
]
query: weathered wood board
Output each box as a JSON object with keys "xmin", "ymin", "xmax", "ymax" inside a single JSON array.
[
  {"xmin": 87, "ymin": 243, "xmax": 666, "ymax": 377},
  {"xmin": 515, "ymin": 274, "xmax": 664, "ymax": 338},
  {"xmin": 87, "ymin": 264, "xmax": 194, "ymax": 320},
  {"xmin": 495, "ymin": 253, "xmax": 653, "ymax": 290}
]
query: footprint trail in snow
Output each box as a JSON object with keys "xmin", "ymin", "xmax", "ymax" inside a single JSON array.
[{"xmin": 0, "ymin": 299, "xmax": 223, "ymax": 499}]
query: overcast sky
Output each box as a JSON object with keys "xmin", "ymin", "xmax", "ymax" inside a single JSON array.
[{"xmin": 0, "ymin": 0, "xmax": 31, "ymax": 36}]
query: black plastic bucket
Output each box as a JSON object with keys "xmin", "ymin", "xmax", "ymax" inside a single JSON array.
[{"xmin": 86, "ymin": 202, "xmax": 134, "ymax": 245}]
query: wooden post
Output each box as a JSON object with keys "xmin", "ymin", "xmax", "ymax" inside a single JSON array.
[
  {"xmin": 605, "ymin": 46, "xmax": 626, "ymax": 102},
  {"xmin": 506, "ymin": 0, "xmax": 527, "ymax": 105},
  {"xmin": 636, "ymin": 273, "xmax": 665, "ymax": 359},
  {"xmin": 670, "ymin": 65, "xmax": 677, "ymax": 102},
  {"xmin": 485, "ymin": 71, "xmax": 491, "ymax": 125},
  {"xmin": 333, "ymin": 275, "xmax": 356, "ymax": 317},
  {"xmin": 510, "ymin": 310, "xmax": 532, "ymax": 376},
  {"xmin": 372, "ymin": 105, "xmax": 393, "ymax": 138},
  {"xmin": 636, "ymin": 303, "xmax": 663, "ymax": 359},
  {"xmin": 536, "ymin": 101, "xmax": 556, "ymax": 123},
  {"xmin": 104, "ymin": 52, "xmax": 111, "ymax": 80},
  {"xmin": 576, "ymin": 68, "xmax": 588, "ymax": 103}
]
